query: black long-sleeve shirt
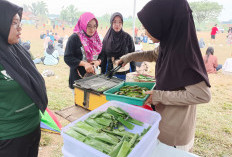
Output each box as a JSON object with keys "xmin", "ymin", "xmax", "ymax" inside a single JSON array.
[
  {"xmin": 98, "ymin": 34, "xmax": 136, "ymax": 74},
  {"xmin": 64, "ymin": 34, "xmax": 86, "ymax": 89}
]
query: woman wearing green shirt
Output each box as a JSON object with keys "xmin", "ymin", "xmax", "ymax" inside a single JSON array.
[{"xmin": 0, "ymin": 1, "xmax": 48, "ymax": 157}]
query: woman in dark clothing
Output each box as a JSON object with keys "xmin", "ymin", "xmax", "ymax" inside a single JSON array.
[
  {"xmin": 64, "ymin": 12, "xmax": 102, "ymax": 89},
  {"xmin": 117, "ymin": 0, "xmax": 211, "ymax": 152},
  {"xmin": 0, "ymin": 1, "xmax": 48, "ymax": 156},
  {"xmin": 99, "ymin": 12, "xmax": 136, "ymax": 80}
]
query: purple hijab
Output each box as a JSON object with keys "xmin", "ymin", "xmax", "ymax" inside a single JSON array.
[{"xmin": 73, "ymin": 12, "xmax": 102, "ymax": 61}]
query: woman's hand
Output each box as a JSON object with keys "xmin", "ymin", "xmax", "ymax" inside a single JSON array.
[
  {"xmin": 115, "ymin": 59, "xmax": 127, "ymax": 67},
  {"xmin": 144, "ymin": 90, "xmax": 154, "ymax": 105},
  {"xmin": 84, "ymin": 62, "xmax": 95, "ymax": 73},
  {"xmin": 90, "ymin": 60, "xmax": 101, "ymax": 67}
]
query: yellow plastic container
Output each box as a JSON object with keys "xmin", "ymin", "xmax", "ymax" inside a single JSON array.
[{"xmin": 74, "ymin": 87, "xmax": 108, "ymax": 111}]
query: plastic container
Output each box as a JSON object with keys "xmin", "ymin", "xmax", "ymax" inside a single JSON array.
[
  {"xmin": 62, "ymin": 101, "xmax": 161, "ymax": 157},
  {"xmin": 133, "ymin": 74, "xmax": 155, "ymax": 82},
  {"xmin": 103, "ymin": 82, "xmax": 156, "ymax": 106}
]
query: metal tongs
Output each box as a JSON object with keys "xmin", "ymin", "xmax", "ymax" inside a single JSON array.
[{"xmin": 105, "ymin": 63, "xmax": 123, "ymax": 79}]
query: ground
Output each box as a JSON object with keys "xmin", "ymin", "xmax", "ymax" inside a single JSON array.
[{"xmin": 19, "ymin": 25, "xmax": 232, "ymax": 157}]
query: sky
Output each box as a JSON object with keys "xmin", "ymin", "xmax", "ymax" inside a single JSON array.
[{"xmin": 8, "ymin": 0, "xmax": 232, "ymax": 21}]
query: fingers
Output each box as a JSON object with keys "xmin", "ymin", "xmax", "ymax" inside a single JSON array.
[
  {"xmin": 115, "ymin": 60, "xmax": 121, "ymax": 66},
  {"xmin": 91, "ymin": 60, "xmax": 101, "ymax": 67},
  {"xmin": 85, "ymin": 63, "xmax": 95, "ymax": 73},
  {"xmin": 88, "ymin": 67, "xmax": 95, "ymax": 73},
  {"xmin": 145, "ymin": 90, "xmax": 153, "ymax": 95},
  {"xmin": 144, "ymin": 95, "xmax": 152, "ymax": 105}
]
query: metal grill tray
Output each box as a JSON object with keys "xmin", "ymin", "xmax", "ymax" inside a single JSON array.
[{"xmin": 73, "ymin": 74, "xmax": 123, "ymax": 93}]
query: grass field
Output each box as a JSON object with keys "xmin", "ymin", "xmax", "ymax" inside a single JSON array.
[{"xmin": 20, "ymin": 25, "xmax": 232, "ymax": 157}]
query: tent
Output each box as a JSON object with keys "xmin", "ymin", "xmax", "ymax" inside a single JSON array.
[{"xmin": 40, "ymin": 108, "xmax": 62, "ymax": 134}]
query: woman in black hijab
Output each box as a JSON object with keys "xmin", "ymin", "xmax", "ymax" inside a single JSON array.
[
  {"xmin": 0, "ymin": 1, "xmax": 47, "ymax": 156},
  {"xmin": 117, "ymin": 0, "xmax": 211, "ymax": 151},
  {"xmin": 99, "ymin": 12, "xmax": 136, "ymax": 80}
]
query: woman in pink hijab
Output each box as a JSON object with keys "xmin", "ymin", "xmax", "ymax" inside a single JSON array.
[{"xmin": 64, "ymin": 12, "xmax": 102, "ymax": 90}]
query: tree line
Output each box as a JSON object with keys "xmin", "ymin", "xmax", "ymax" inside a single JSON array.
[{"xmin": 22, "ymin": 1, "xmax": 223, "ymax": 29}]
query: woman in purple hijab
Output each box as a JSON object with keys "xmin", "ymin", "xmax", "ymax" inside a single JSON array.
[{"xmin": 117, "ymin": 0, "xmax": 211, "ymax": 152}]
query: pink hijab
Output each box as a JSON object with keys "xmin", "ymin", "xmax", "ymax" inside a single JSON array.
[{"xmin": 73, "ymin": 12, "xmax": 102, "ymax": 61}]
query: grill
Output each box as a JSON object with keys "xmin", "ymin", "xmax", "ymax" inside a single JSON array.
[{"xmin": 73, "ymin": 74, "xmax": 123, "ymax": 94}]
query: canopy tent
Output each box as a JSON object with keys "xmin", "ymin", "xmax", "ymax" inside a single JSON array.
[{"xmin": 40, "ymin": 108, "xmax": 62, "ymax": 134}]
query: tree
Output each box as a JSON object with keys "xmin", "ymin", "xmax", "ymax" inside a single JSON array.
[
  {"xmin": 29, "ymin": 1, "xmax": 48, "ymax": 25},
  {"xmin": 30, "ymin": 1, "xmax": 48, "ymax": 16},
  {"xmin": 60, "ymin": 5, "xmax": 79, "ymax": 25},
  {"xmin": 189, "ymin": 0, "xmax": 223, "ymax": 24},
  {"xmin": 22, "ymin": 4, "xmax": 30, "ymax": 12},
  {"xmin": 97, "ymin": 13, "xmax": 111, "ymax": 28}
]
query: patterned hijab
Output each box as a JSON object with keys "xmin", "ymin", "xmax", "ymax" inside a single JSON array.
[{"xmin": 73, "ymin": 12, "xmax": 102, "ymax": 61}]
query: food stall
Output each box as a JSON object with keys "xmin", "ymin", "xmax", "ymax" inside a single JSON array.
[
  {"xmin": 63, "ymin": 72, "xmax": 199, "ymax": 157},
  {"xmin": 61, "ymin": 101, "xmax": 199, "ymax": 157},
  {"xmin": 73, "ymin": 74, "xmax": 123, "ymax": 110}
]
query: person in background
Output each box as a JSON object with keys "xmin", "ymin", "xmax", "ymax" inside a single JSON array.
[
  {"xmin": 222, "ymin": 52, "xmax": 232, "ymax": 74},
  {"xmin": 33, "ymin": 41, "xmax": 59, "ymax": 65},
  {"xmin": 21, "ymin": 41, "xmax": 31, "ymax": 52},
  {"xmin": 140, "ymin": 33, "xmax": 144, "ymax": 42},
  {"xmin": 62, "ymin": 24, "xmax": 65, "ymax": 32},
  {"xmin": 117, "ymin": 0, "xmax": 211, "ymax": 152},
  {"xmin": 43, "ymin": 35, "xmax": 51, "ymax": 50},
  {"xmin": 64, "ymin": 12, "xmax": 102, "ymax": 91},
  {"xmin": 134, "ymin": 27, "xmax": 138, "ymax": 37},
  {"xmin": 54, "ymin": 38, "xmax": 64, "ymax": 56},
  {"xmin": 40, "ymin": 32, "xmax": 46, "ymax": 39},
  {"xmin": 198, "ymin": 38, "xmax": 205, "ymax": 48},
  {"xmin": 98, "ymin": 12, "xmax": 136, "ymax": 80},
  {"xmin": 135, "ymin": 40, "xmax": 143, "ymax": 52},
  {"xmin": 21, "ymin": 41, "xmax": 35, "ymax": 60},
  {"xmin": 54, "ymin": 33, "xmax": 60, "ymax": 41},
  {"xmin": 46, "ymin": 30, "xmax": 49, "ymax": 36},
  {"xmin": 0, "ymin": 1, "xmax": 48, "ymax": 156},
  {"xmin": 210, "ymin": 24, "xmax": 218, "ymax": 44},
  {"xmin": 63, "ymin": 35, "xmax": 69, "ymax": 51},
  {"xmin": 227, "ymin": 27, "xmax": 232, "ymax": 46},
  {"xmin": 49, "ymin": 33, "xmax": 55, "ymax": 43},
  {"xmin": 203, "ymin": 47, "xmax": 222, "ymax": 73},
  {"xmin": 143, "ymin": 33, "xmax": 148, "ymax": 43}
]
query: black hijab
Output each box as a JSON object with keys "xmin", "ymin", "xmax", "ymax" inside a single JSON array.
[
  {"xmin": 46, "ymin": 41, "xmax": 55, "ymax": 55},
  {"xmin": 0, "ymin": 0, "xmax": 47, "ymax": 112},
  {"xmin": 205, "ymin": 47, "xmax": 214, "ymax": 63},
  {"xmin": 102, "ymin": 12, "xmax": 134, "ymax": 58},
  {"xmin": 138, "ymin": 0, "xmax": 210, "ymax": 91}
]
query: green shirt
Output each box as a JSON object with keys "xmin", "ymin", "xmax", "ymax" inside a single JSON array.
[{"xmin": 0, "ymin": 64, "xmax": 40, "ymax": 140}]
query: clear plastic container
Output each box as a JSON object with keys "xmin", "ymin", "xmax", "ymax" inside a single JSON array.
[{"xmin": 62, "ymin": 101, "xmax": 161, "ymax": 157}]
